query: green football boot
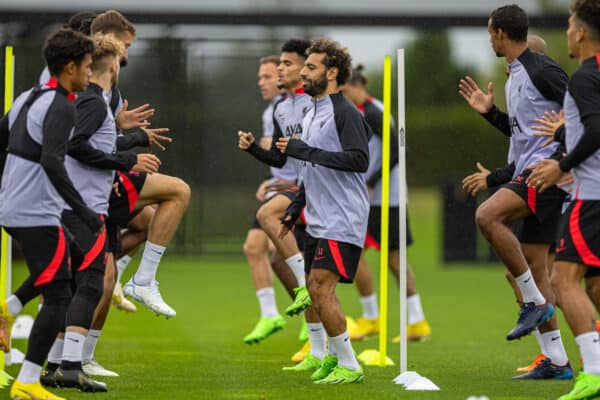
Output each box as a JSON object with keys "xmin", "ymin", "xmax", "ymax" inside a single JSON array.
[
  {"xmin": 243, "ymin": 315, "xmax": 286, "ymax": 344},
  {"xmin": 311, "ymin": 354, "xmax": 338, "ymax": 381},
  {"xmin": 314, "ymin": 365, "xmax": 364, "ymax": 384},
  {"xmin": 558, "ymin": 371, "xmax": 600, "ymax": 400},
  {"xmin": 282, "ymin": 354, "xmax": 322, "ymax": 372},
  {"xmin": 285, "ymin": 286, "xmax": 312, "ymax": 316}
]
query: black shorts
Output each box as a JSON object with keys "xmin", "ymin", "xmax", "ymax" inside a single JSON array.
[
  {"xmin": 555, "ymin": 200, "xmax": 600, "ymax": 270},
  {"xmin": 293, "ymin": 224, "xmax": 306, "ymax": 251},
  {"xmin": 304, "ymin": 234, "xmax": 361, "ymax": 284},
  {"xmin": 106, "ymin": 223, "xmax": 122, "ymax": 254},
  {"xmin": 5, "ymin": 225, "xmax": 71, "ymax": 287},
  {"xmin": 504, "ymin": 171, "xmax": 566, "ymax": 245},
  {"xmin": 61, "ymin": 211, "xmax": 107, "ymax": 274},
  {"xmin": 107, "ymin": 170, "xmax": 147, "ymax": 227},
  {"xmin": 365, "ymin": 206, "xmax": 414, "ymax": 251},
  {"xmin": 511, "ymin": 214, "xmax": 560, "ymax": 246}
]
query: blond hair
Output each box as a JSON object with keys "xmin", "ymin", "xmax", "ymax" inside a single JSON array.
[{"xmin": 91, "ymin": 33, "xmax": 124, "ymax": 72}]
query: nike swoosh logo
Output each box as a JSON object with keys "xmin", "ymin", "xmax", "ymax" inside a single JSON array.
[
  {"xmin": 555, "ymin": 247, "xmax": 567, "ymax": 253},
  {"xmin": 310, "ymin": 329, "xmax": 321, "ymax": 332},
  {"xmin": 67, "ymin": 338, "xmax": 80, "ymax": 343},
  {"xmin": 314, "ymin": 256, "xmax": 326, "ymax": 261},
  {"xmin": 551, "ymin": 336, "xmax": 560, "ymax": 341},
  {"xmin": 524, "ymin": 277, "xmax": 531, "ymax": 283}
]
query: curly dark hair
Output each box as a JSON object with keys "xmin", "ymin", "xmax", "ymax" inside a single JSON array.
[
  {"xmin": 43, "ymin": 28, "xmax": 94, "ymax": 76},
  {"xmin": 306, "ymin": 38, "xmax": 352, "ymax": 85},
  {"xmin": 66, "ymin": 11, "xmax": 97, "ymax": 36},
  {"xmin": 490, "ymin": 4, "xmax": 528, "ymax": 42},
  {"xmin": 572, "ymin": 0, "xmax": 600, "ymax": 38},
  {"xmin": 280, "ymin": 39, "xmax": 312, "ymax": 58}
]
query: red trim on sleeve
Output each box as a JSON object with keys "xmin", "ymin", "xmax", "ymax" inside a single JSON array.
[
  {"xmin": 527, "ymin": 186, "xmax": 537, "ymax": 215},
  {"xmin": 34, "ymin": 226, "xmax": 66, "ymax": 287},
  {"xmin": 570, "ymin": 200, "xmax": 600, "ymax": 267},
  {"xmin": 328, "ymin": 240, "xmax": 349, "ymax": 279}
]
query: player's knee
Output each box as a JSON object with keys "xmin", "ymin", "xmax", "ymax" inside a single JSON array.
[
  {"xmin": 76, "ymin": 270, "xmax": 105, "ymax": 306},
  {"xmin": 40, "ymin": 280, "xmax": 72, "ymax": 306},
  {"xmin": 173, "ymin": 178, "xmax": 191, "ymax": 207},
  {"xmin": 243, "ymin": 236, "xmax": 263, "ymax": 258},
  {"xmin": 307, "ymin": 273, "xmax": 325, "ymax": 300},
  {"xmin": 550, "ymin": 271, "xmax": 568, "ymax": 301},
  {"xmin": 475, "ymin": 206, "xmax": 494, "ymax": 232},
  {"xmin": 256, "ymin": 205, "xmax": 270, "ymax": 227}
]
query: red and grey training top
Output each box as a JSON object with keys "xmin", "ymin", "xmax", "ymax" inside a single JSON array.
[
  {"xmin": 65, "ymin": 82, "xmax": 138, "ymax": 215},
  {"xmin": 286, "ymin": 92, "xmax": 371, "ymax": 248},
  {"xmin": 247, "ymin": 88, "xmax": 312, "ymax": 182},
  {"xmin": 561, "ymin": 55, "xmax": 600, "ymax": 200},
  {"xmin": 0, "ymin": 79, "xmax": 97, "ymax": 229}
]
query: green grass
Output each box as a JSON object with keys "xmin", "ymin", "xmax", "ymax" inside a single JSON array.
[{"xmin": 1, "ymin": 189, "xmax": 580, "ymax": 399}]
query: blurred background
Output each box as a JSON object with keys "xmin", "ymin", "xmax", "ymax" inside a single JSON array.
[{"xmin": 0, "ymin": 0, "xmax": 577, "ymax": 257}]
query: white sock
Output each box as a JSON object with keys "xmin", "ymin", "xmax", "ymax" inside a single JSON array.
[
  {"xmin": 62, "ymin": 332, "xmax": 86, "ymax": 362},
  {"xmin": 514, "ymin": 269, "xmax": 545, "ymax": 305},
  {"xmin": 82, "ymin": 329, "xmax": 101, "ymax": 364},
  {"xmin": 116, "ymin": 255, "xmax": 132, "ymax": 283},
  {"xmin": 17, "ymin": 360, "xmax": 42, "ymax": 384},
  {"xmin": 407, "ymin": 294, "xmax": 425, "ymax": 325},
  {"xmin": 360, "ymin": 294, "xmax": 379, "ymax": 320},
  {"xmin": 6, "ymin": 294, "xmax": 22, "ymax": 316},
  {"xmin": 47, "ymin": 338, "xmax": 64, "ymax": 364},
  {"xmin": 541, "ymin": 330, "xmax": 568, "ymax": 365},
  {"xmin": 133, "ymin": 242, "xmax": 166, "ymax": 286},
  {"xmin": 329, "ymin": 331, "xmax": 360, "ymax": 370},
  {"xmin": 285, "ymin": 253, "xmax": 306, "ymax": 287},
  {"xmin": 37, "ymin": 303, "xmax": 43, "ymax": 313},
  {"xmin": 577, "ymin": 332, "xmax": 600, "ymax": 375},
  {"xmin": 328, "ymin": 336, "xmax": 337, "ymax": 356},
  {"xmin": 534, "ymin": 329, "xmax": 545, "ymax": 355},
  {"xmin": 256, "ymin": 287, "xmax": 278, "ymax": 318},
  {"xmin": 307, "ymin": 323, "xmax": 326, "ymax": 360}
]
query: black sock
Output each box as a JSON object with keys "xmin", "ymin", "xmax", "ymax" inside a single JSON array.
[
  {"xmin": 46, "ymin": 361, "xmax": 60, "ymax": 372},
  {"xmin": 60, "ymin": 360, "xmax": 82, "ymax": 371}
]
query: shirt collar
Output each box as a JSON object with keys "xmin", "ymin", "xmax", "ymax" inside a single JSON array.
[{"xmin": 45, "ymin": 77, "xmax": 77, "ymax": 102}]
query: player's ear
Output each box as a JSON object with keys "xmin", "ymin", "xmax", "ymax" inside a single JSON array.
[{"xmin": 327, "ymin": 66, "xmax": 338, "ymax": 82}]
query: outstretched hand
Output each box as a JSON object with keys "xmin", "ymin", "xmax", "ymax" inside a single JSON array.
[
  {"xmin": 458, "ymin": 76, "xmax": 494, "ymax": 114},
  {"xmin": 116, "ymin": 100, "xmax": 154, "ymax": 130},
  {"xmin": 462, "ymin": 161, "xmax": 490, "ymax": 197},
  {"xmin": 532, "ymin": 110, "xmax": 564, "ymax": 148}
]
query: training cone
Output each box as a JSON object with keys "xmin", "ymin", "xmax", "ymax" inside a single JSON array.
[
  {"xmin": 358, "ymin": 349, "xmax": 394, "ymax": 366},
  {"xmin": 0, "ymin": 369, "xmax": 13, "ymax": 388},
  {"xmin": 393, "ymin": 371, "xmax": 440, "ymax": 391}
]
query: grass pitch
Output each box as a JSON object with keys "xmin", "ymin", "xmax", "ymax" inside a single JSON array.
[{"xmin": 2, "ymin": 190, "xmax": 578, "ymax": 399}]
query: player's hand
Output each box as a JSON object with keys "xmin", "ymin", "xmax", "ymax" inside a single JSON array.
[
  {"xmin": 458, "ymin": 76, "xmax": 494, "ymax": 114},
  {"xmin": 276, "ymin": 135, "xmax": 297, "ymax": 153},
  {"xmin": 278, "ymin": 215, "xmax": 292, "ymax": 239},
  {"xmin": 112, "ymin": 181, "xmax": 121, "ymax": 197},
  {"xmin": 532, "ymin": 110, "xmax": 564, "ymax": 148},
  {"xmin": 268, "ymin": 178, "xmax": 296, "ymax": 193},
  {"xmin": 143, "ymin": 127, "xmax": 171, "ymax": 151},
  {"xmin": 462, "ymin": 162, "xmax": 490, "ymax": 196},
  {"xmin": 557, "ymin": 172, "xmax": 574, "ymax": 191},
  {"xmin": 526, "ymin": 159, "xmax": 563, "ymax": 193},
  {"xmin": 255, "ymin": 179, "xmax": 270, "ymax": 202},
  {"xmin": 238, "ymin": 131, "xmax": 255, "ymax": 150},
  {"xmin": 116, "ymin": 100, "xmax": 154, "ymax": 130},
  {"xmin": 133, "ymin": 153, "xmax": 161, "ymax": 174}
]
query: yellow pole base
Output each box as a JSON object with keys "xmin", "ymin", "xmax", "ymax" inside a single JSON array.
[{"xmin": 357, "ymin": 349, "xmax": 394, "ymax": 366}]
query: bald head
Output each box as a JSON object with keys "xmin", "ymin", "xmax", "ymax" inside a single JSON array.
[{"xmin": 527, "ymin": 35, "xmax": 547, "ymax": 54}]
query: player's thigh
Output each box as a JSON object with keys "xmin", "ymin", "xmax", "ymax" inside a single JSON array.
[
  {"xmin": 551, "ymin": 261, "xmax": 586, "ymax": 291},
  {"xmin": 244, "ymin": 228, "xmax": 269, "ymax": 255},
  {"xmin": 477, "ymin": 187, "xmax": 530, "ymax": 225},
  {"xmin": 136, "ymin": 173, "xmax": 185, "ymax": 207},
  {"xmin": 257, "ymin": 193, "xmax": 292, "ymax": 221}
]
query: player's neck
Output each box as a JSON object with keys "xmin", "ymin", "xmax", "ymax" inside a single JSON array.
[
  {"xmin": 56, "ymin": 75, "xmax": 75, "ymax": 93},
  {"xmin": 578, "ymin": 42, "xmax": 600, "ymax": 64},
  {"xmin": 313, "ymin": 82, "xmax": 338, "ymax": 100},
  {"xmin": 286, "ymin": 81, "xmax": 303, "ymax": 96},
  {"xmin": 90, "ymin": 73, "xmax": 113, "ymax": 92},
  {"xmin": 504, "ymin": 42, "xmax": 528, "ymax": 64}
]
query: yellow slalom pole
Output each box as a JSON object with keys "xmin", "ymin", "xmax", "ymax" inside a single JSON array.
[
  {"xmin": 0, "ymin": 45, "xmax": 14, "ymax": 385},
  {"xmin": 377, "ymin": 55, "xmax": 392, "ymax": 366},
  {"xmin": 357, "ymin": 55, "xmax": 394, "ymax": 367}
]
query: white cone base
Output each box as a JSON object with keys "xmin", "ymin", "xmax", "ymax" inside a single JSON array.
[
  {"xmin": 4, "ymin": 348, "xmax": 25, "ymax": 366},
  {"xmin": 393, "ymin": 371, "xmax": 440, "ymax": 391},
  {"xmin": 11, "ymin": 315, "xmax": 34, "ymax": 339}
]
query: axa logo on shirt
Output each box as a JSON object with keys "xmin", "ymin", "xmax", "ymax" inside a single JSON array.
[
  {"xmin": 510, "ymin": 117, "xmax": 522, "ymax": 136},
  {"xmin": 285, "ymin": 124, "xmax": 302, "ymax": 137}
]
